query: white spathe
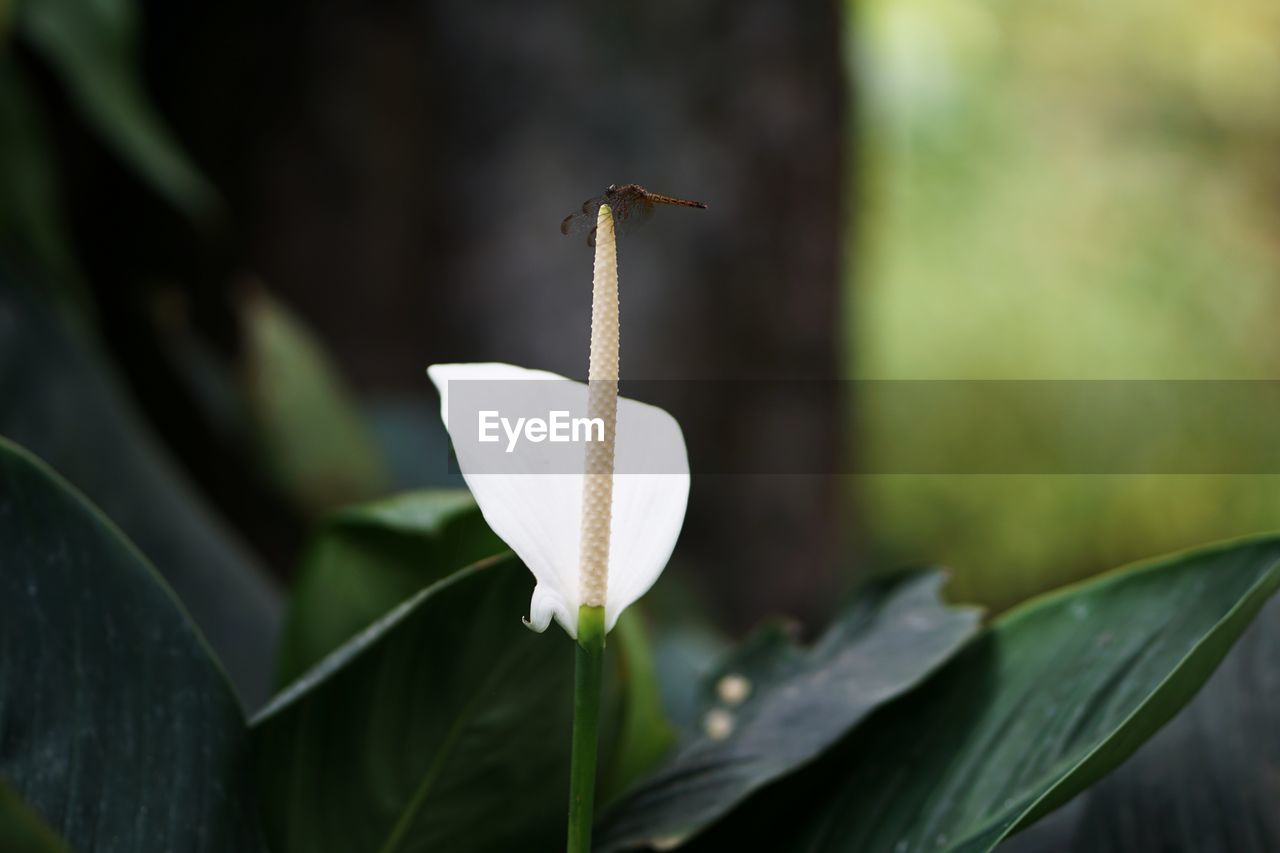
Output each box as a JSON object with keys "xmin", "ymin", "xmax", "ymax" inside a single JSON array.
[{"xmin": 427, "ymin": 362, "xmax": 690, "ymax": 637}]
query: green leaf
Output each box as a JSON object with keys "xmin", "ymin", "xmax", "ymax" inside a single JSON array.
[
  {"xmin": 275, "ymin": 489, "xmax": 505, "ymax": 683},
  {"xmin": 0, "ymin": 267, "xmax": 281, "ymax": 708},
  {"xmin": 0, "ymin": 60, "xmax": 77, "ymax": 285},
  {"xmin": 596, "ymin": 571, "xmax": 982, "ymax": 851},
  {"xmin": 253, "ymin": 556, "xmax": 574, "ymax": 853},
  {"xmin": 1006, "ymin": 595, "xmax": 1280, "ymax": 852},
  {"xmin": 239, "ymin": 287, "xmax": 390, "ymax": 518},
  {"xmin": 0, "ymin": 437, "xmax": 266, "ymax": 851},
  {"xmin": 0, "ymin": 780, "xmax": 68, "ymax": 853},
  {"xmin": 15, "ymin": 0, "xmax": 218, "ymax": 222},
  {"xmin": 274, "ymin": 488, "xmax": 674, "ymax": 811},
  {"xmin": 702, "ymin": 535, "xmax": 1280, "ymax": 853}
]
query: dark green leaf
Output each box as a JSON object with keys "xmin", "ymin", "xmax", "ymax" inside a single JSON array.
[
  {"xmin": 711, "ymin": 535, "xmax": 1280, "ymax": 853},
  {"xmin": 597, "ymin": 571, "xmax": 982, "ymax": 851},
  {"xmin": 0, "ymin": 437, "xmax": 266, "ymax": 851},
  {"xmin": 15, "ymin": 0, "xmax": 218, "ymax": 222},
  {"xmin": 1006, "ymin": 594, "xmax": 1280, "ymax": 853},
  {"xmin": 275, "ymin": 489, "xmax": 505, "ymax": 684},
  {"xmin": 0, "ymin": 779, "xmax": 69, "ymax": 853},
  {"xmin": 0, "ymin": 268, "xmax": 281, "ymax": 708},
  {"xmin": 274, "ymin": 489, "xmax": 673, "ymax": 803},
  {"xmin": 253, "ymin": 556, "xmax": 574, "ymax": 853}
]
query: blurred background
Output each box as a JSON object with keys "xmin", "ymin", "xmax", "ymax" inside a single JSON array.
[
  {"xmin": 853, "ymin": 0, "xmax": 1280, "ymax": 608},
  {"xmin": 2, "ymin": 0, "xmax": 1279, "ymax": 691}
]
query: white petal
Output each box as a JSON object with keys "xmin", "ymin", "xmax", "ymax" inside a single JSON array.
[
  {"xmin": 427, "ymin": 363, "xmax": 689, "ymax": 637},
  {"xmin": 524, "ymin": 583, "xmax": 571, "ymax": 633}
]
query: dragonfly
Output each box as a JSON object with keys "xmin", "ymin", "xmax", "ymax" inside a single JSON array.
[{"xmin": 561, "ymin": 184, "xmax": 707, "ymax": 246}]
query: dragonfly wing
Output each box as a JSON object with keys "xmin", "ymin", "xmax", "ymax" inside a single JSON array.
[
  {"xmin": 612, "ymin": 197, "xmax": 654, "ymax": 237},
  {"xmin": 561, "ymin": 195, "xmax": 606, "ymax": 242}
]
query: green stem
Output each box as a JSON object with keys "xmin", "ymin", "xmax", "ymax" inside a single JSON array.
[{"xmin": 567, "ymin": 605, "xmax": 606, "ymax": 853}]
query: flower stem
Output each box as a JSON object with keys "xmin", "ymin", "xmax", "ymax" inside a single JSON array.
[{"xmin": 567, "ymin": 604, "xmax": 606, "ymax": 853}]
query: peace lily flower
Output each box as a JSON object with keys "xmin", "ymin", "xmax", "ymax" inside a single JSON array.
[
  {"xmin": 426, "ymin": 361, "xmax": 690, "ymax": 637},
  {"xmin": 428, "ymin": 199, "xmax": 696, "ymax": 853},
  {"xmin": 425, "ymin": 204, "xmax": 690, "ymax": 638}
]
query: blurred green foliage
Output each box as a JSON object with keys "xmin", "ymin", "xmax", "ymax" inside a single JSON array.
[
  {"xmin": 240, "ymin": 286, "xmax": 391, "ymax": 518},
  {"xmin": 15, "ymin": 0, "xmax": 218, "ymax": 223},
  {"xmin": 0, "ymin": 62, "xmax": 72, "ymax": 281},
  {"xmin": 2, "ymin": 0, "xmax": 218, "ymax": 306},
  {"xmin": 852, "ymin": 0, "xmax": 1280, "ymax": 608}
]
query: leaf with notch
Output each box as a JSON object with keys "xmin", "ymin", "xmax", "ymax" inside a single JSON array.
[
  {"xmin": 596, "ymin": 570, "xmax": 981, "ymax": 851},
  {"xmin": 693, "ymin": 535, "xmax": 1280, "ymax": 853}
]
